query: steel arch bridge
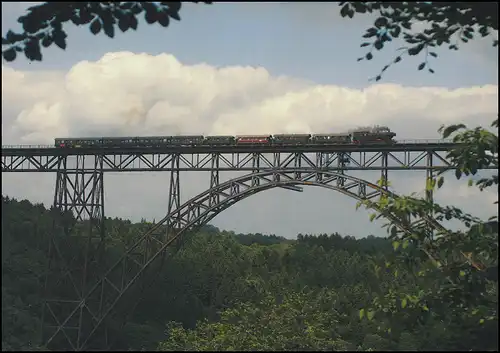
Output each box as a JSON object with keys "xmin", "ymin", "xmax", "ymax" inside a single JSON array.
[{"xmin": 1, "ymin": 141, "xmax": 493, "ymax": 350}]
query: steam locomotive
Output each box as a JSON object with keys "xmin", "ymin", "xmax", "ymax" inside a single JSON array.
[{"xmin": 54, "ymin": 126, "xmax": 396, "ymax": 148}]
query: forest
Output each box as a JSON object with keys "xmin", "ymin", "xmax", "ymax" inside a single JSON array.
[{"xmin": 2, "ymin": 194, "xmax": 497, "ymax": 351}]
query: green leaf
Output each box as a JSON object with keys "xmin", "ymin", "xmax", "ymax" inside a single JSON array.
[
  {"xmin": 459, "ymin": 270, "xmax": 466, "ymax": 277},
  {"xmin": 442, "ymin": 124, "xmax": 466, "ymax": 138},
  {"xmin": 90, "ymin": 19, "xmax": 102, "ymax": 35},
  {"xmin": 401, "ymin": 298, "xmax": 407, "ymax": 308},
  {"xmin": 2, "ymin": 48, "xmax": 16, "ymax": 62},
  {"xmin": 24, "ymin": 39, "xmax": 42, "ymax": 61},
  {"xmin": 479, "ymin": 319, "xmax": 485, "ymax": 324},
  {"xmin": 118, "ymin": 16, "xmax": 130, "ymax": 32},
  {"xmin": 41, "ymin": 35, "xmax": 53, "ymax": 48},
  {"xmin": 468, "ymin": 179, "xmax": 474, "ymax": 187},
  {"xmin": 374, "ymin": 17, "xmax": 388, "ymax": 28},
  {"xmin": 437, "ymin": 176, "xmax": 444, "ymax": 188},
  {"xmin": 103, "ymin": 22, "xmax": 115, "ymax": 38},
  {"xmin": 418, "ymin": 62, "xmax": 425, "ymax": 70},
  {"xmin": 53, "ymin": 31, "xmax": 67, "ymax": 50},
  {"xmin": 158, "ymin": 11, "xmax": 170, "ymax": 27},
  {"xmin": 129, "ymin": 14, "xmax": 138, "ymax": 30},
  {"xmin": 392, "ymin": 241, "xmax": 400, "ymax": 251},
  {"xmin": 367, "ymin": 310, "xmax": 375, "ymax": 320},
  {"xmin": 359, "ymin": 308, "xmax": 365, "ymax": 320},
  {"xmin": 408, "ymin": 44, "xmax": 424, "ymax": 56},
  {"xmin": 340, "ymin": 4, "xmax": 350, "ymax": 18},
  {"xmin": 391, "ymin": 26, "xmax": 401, "ymax": 38},
  {"xmin": 426, "ymin": 178, "xmax": 434, "ymax": 191},
  {"xmin": 369, "ymin": 213, "xmax": 376, "ymax": 222},
  {"xmin": 145, "ymin": 8, "xmax": 158, "ymax": 24}
]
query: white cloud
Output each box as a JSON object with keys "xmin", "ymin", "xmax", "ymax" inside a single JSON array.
[
  {"xmin": 1, "ymin": 52, "xmax": 498, "ymax": 237},
  {"xmin": 2, "ymin": 51, "xmax": 498, "ymax": 144}
]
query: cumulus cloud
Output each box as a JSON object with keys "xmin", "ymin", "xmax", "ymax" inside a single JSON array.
[
  {"xmin": 1, "ymin": 52, "xmax": 498, "ymax": 237},
  {"xmin": 2, "ymin": 51, "xmax": 498, "ymax": 144}
]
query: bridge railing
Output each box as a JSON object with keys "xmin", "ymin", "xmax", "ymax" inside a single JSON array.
[
  {"xmin": 0, "ymin": 139, "xmax": 456, "ymax": 149},
  {"xmin": 1, "ymin": 144, "xmax": 54, "ymax": 149},
  {"xmin": 396, "ymin": 139, "xmax": 454, "ymax": 144}
]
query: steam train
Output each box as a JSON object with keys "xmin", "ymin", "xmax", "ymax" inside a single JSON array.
[{"xmin": 54, "ymin": 126, "xmax": 396, "ymax": 148}]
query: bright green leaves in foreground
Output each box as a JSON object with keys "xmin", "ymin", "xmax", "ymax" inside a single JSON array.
[
  {"xmin": 160, "ymin": 290, "xmax": 368, "ymax": 351},
  {"xmin": 357, "ymin": 119, "xmax": 498, "ymax": 351}
]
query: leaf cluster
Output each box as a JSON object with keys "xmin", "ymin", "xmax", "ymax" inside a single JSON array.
[
  {"xmin": 357, "ymin": 119, "xmax": 498, "ymax": 347},
  {"xmin": 2, "ymin": 2, "xmax": 212, "ymax": 62},
  {"xmin": 339, "ymin": 2, "xmax": 498, "ymax": 80}
]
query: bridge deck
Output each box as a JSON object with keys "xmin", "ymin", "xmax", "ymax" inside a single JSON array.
[{"xmin": 1, "ymin": 141, "xmax": 461, "ymax": 156}]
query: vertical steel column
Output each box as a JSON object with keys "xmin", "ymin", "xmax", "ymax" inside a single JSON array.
[
  {"xmin": 426, "ymin": 151, "xmax": 434, "ymax": 239},
  {"xmin": 166, "ymin": 154, "xmax": 181, "ymax": 241},
  {"xmin": 273, "ymin": 152, "xmax": 281, "ymax": 182},
  {"xmin": 42, "ymin": 154, "xmax": 106, "ymax": 351},
  {"xmin": 337, "ymin": 152, "xmax": 346, "ymax": 187},
  {"xmin": 425, "ymin": 151, "xmax": 434, "ymax": 204},
  {"xmin": 209, "ymin": 153, "xmax": 220, "ymax": 208},
  {"xmin": 294, "ymin": 152, "xmax": 302, "ymax": 180},
  {"xmin": 380, "ymin": 152, "xmax": 389, "ymax": 196},
  {"xmin": 315, "ymin": 152, "xmax": 323, "ymax": 182},
  {"xmin": 251, "ymin": 152, "xmax": 260, "ymax": 187}
]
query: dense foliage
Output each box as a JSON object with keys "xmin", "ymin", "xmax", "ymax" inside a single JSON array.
[{"xmin": 2, "ymin": 173, "xmax": 497, "ymax": 351}]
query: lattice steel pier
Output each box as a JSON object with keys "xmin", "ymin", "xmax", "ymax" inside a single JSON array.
[{"xmin": 2, "ymin": 141, "xmax": 492, "ymax": 350}]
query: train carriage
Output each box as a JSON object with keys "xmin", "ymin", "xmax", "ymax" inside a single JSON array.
[
  {"xmin": 350, "ymin": 126, "xmax": 396, "ymax": 145},
  {"xmin": 167, "ymin": 135, "xmax": 205, "ymax": 146},
  {"xmin": 133, "ymin": 136, "xmax": 166, "ymax": 147},
  {"xmin": 55, "ymin": 137, "xmax": 102, "ymax": 148},
  {"xmin": 102, "ymin": 137, "xmax": 139, "ymax": 147},
  {"xmin": 236, "ymin": 135, "xmax": 271, "ymax": 144},
  {"xmin": 273, "ymin": 134, "xmax": 311, "ymax": 145},
  {"xmin": 204, "ymin": 136, "xmax": 236, "ymax": 145},
  {"xmin": 311, "ymin": 133, "xmax": 351, "ymax": 145}
]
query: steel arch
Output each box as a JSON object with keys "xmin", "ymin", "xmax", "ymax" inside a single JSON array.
[{"xmin": 50, "ymin": 168, "xmax": 427, "ymax": 349}]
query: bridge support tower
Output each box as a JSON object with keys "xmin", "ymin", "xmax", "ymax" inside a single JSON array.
[{"xmin": 41, "ymin": 155, "xmax": 108, "ymax": 350}]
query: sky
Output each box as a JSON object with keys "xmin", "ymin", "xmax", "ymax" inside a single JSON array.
[{"xmin": 1, "ymin": 2, "xmax": 498, "ymax": 238}]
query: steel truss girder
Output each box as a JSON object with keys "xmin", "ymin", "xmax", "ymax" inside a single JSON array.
[
  {"xmin": 3, "ymin": 149, "xmax": 493, "ymax": 173},
  {"xmin": 46, "ymin": 168, "xmax": 437, "ymax": 350},
  {"xmin": 41, "ymin": 155, "xmax": 107, "ymax": 351}
]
